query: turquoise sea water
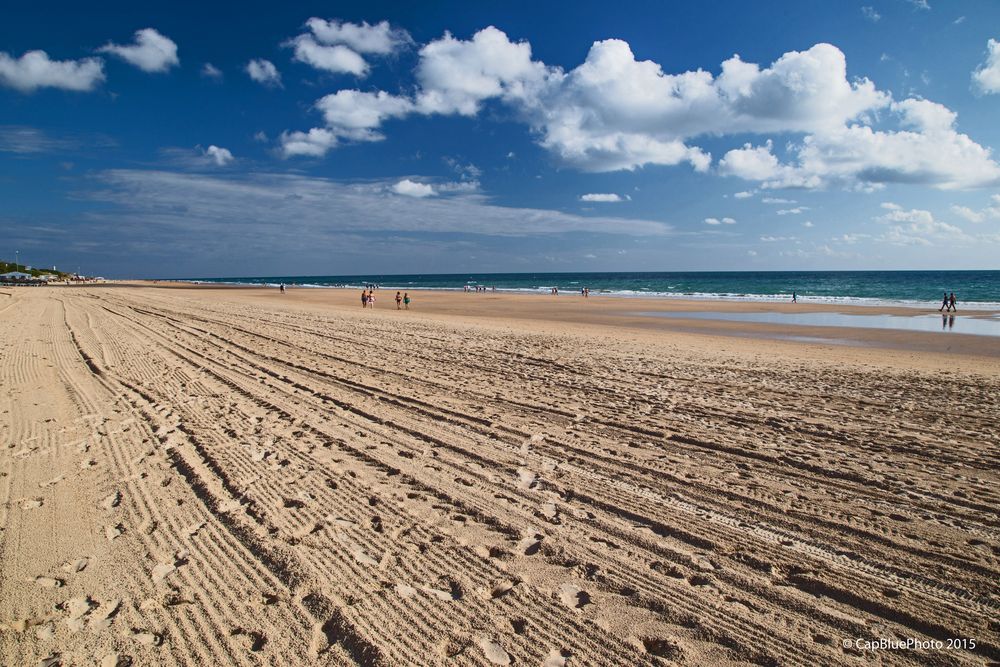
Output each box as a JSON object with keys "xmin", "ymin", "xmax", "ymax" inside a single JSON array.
[{"xmin": 185, "ymin": 270, "xmax": 1000, "ymax": 309}]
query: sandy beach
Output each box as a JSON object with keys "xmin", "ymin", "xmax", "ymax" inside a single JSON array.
[{"xmin": 1, "ymin": 284, "xmax": 998, "ymax": 666}]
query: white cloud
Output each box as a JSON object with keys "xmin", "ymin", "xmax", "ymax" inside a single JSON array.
[
  {"xmin": 279, "ymin": 128, "xmax": 337, "ymax": 157},
  {"xmin": 0, "ymin": 50, "xmax": 104, "ymax": 92},
  {"xmin": 733, "ymin": 190, "xmax": 755, "ymax": 199},
  {"xmin": 289, "ymin": 35, "xmax": 368, "ymax": 76},
  {"xmin": 762, "ymin": 197, "xmax": 795, "ymax": 204},
  {"xmin": 289, "ymin": 19, "xmax": 410, "ymax": 78},
  {"xmin": 861, "ymin": 6, "xmax": 881, "ymax": 22},
  {"xmin": 704, "ymin": 216, "xmax": 736, "ymax": 225},
  {"xmin": 801, "ymin": 220, "xmax": 815, "ymax": 228},
  {"xmin": 246, "ymin": 59, "xmax": 281, "ymax": 87},
  {"xmin": 304, "ymin": 19, "xmax": 411, "ymax": 55},
  {"xmin": 279, "ymin": 28, "xmax": 1000, "ymax": 188},
  {"xmin": 950, "ymin": 205, "xmax": 984, "ymax": 223},
  {"xmin": 391, "ymin": 179, "xmax": 437, "ymax": 198},
  {"xmin": 906, "ymin": 0, "xmax": 930, "ymax": 9},
  {"xmin": 280, "ymin": 90, "xmax": 413, "ymax": 157},
  {"xmin": 204, "ymin": 145, "xmax": 233, "ymax": 166},
  {"xmin": 98, "ymin": 28, "xmax": 178, "ymax": 73},
  {"xmin": 973, "ymin": 39, "xmax": 1000, "ymax": 95},
  {"xmin": 414, "ymin": 26, "xmax": 551, "ymax": 116},
  {"xmin": 580, "ymin": 193, "xmax": 623, "ymax": 202},
  {"xmin": 874, "ymin": 202, "xmax": 967, "ymax": 246},
  {"xmin": 950, "ymin": 195, "xmax": 1000, "ymax": 222},
  {"xmin": 760, "ymin": 235, "xmax": 798, "ymax": 242},
  {"xmin": 776, "ymin": 207, "xmax": 809, "ymax": 215},
  {"xmin": 315, "ymin": 90, "xmax": 413, "ymax": 138},
  {"xmin": 720, "ymin": 100, "xmax": 1000, "ymax": 190},
  {"xmin": 201, "ymin": 63, "xmax": 222, "ymax": 80}
]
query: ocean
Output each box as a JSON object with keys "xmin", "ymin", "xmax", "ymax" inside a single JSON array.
[{"xmin": 185, "ymin": 270, "xmax": 1000, "ymax": 310}]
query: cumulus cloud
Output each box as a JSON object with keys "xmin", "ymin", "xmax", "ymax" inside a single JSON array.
[
  {"xmin": 278, "ymin": 26, "xmax": 1000, "ymax": 188},
  {"xmin": 762, "ymin": 197, "xmax": 795, "ymax": 204},
  {"xmin": 776, "ymin": 207, "xmax": 808, "ymax": 215},
  {"xmin": 289, "ymin": 35, "xmax": 368, "ymax": 76},
  {"xmin": 973, "ymin": 39, "xmax": 1000, "ymax": 94},
  {"xmin": 874, "ymin": 202, "xmax": 967, "ymax": 246},
  {"xmin": 288, "ymin": 19, "xmax": 410, "ymax": 77},
  {"xmin": 98, "ymin": 28, "xmax": 178, "ymax": 73},
  {"xmin": 280, "ymin": 90, "xmax": 413, "ymax": 157},
  {"xmin": 279, "ymin": 128, "xmax": 337, "ymax": 157},
  {"xmin": 246, "ymin": 59, "xmax": 281, "ymax": 87},
  {"xmin": 720, "ymin": 100, "xmax": 1000, "ymax": 190},
  {"xmin": 580, "ymin": 193, "xmax": 623, "ymax": 202},
  {"xmin": 733, "ymin": 190, "xmax": 756, "ymax": 199},
  {"xmin": 391, "ymin": 179, "xmax": 436, "ymax": 197},
  {"xmin": 304, "ymin": 19, "xmax": 411, "ymax": 55},
  {"xmin": 704, "ymin": 217, "xmax": 736, "ymax": 225},
  {"xmin": 0, "ymin": 50, "xmax": 104, "ymax": 92},
  {"xmin": 950, "ymin": 195, "xmax": 1000, "ymax": 222},
  {"xmin": 414, "ymin": 26, "xmax": 551, "ymax": 116},
  {"xmin": 204, "ymin": 145, "xmax": 233, "ymax": 166}
]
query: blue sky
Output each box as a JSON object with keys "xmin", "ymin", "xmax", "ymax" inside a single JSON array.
[{"xmin": 2, "ymin": 0, "xmax": 1000, "ymax": 278}]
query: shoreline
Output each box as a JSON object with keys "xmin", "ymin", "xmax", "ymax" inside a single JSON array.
[
  {"xmin": 99, "ymin": 281, "xmax": 1000, "ymax": 361},
  {"xmin": 142, "ymin": 278, "xmax": 1000, "ymax": 312}
]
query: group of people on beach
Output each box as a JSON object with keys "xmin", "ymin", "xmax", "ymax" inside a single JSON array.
[
  {"xmin": 939, "ymin": 292, "xmax": 958, "ymax": 312},
  {"xmin": 361, "ymin": 289, "xmax": 409, "ymax": 309},
  {"xmin": 465, "ymin": 284, "xmax": 495, "ymax": 293}
]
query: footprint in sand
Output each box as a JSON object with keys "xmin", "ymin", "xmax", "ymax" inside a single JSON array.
[
  {"xmin": 483, "ymin": 579, "xmax": 517, "ymax": 599},
  {"xmin": 89, "ymin": 599, "xmax": 121, "ymax": 633},
  {"xmin": 65, "ymin": 596, "xmax": 95, "ymax": 632},
  {"xmin": 132, "ymin": 629, "xmax": 163, "ymax": 647},
  {"xmin": 34, "ymin": 576, "xmax": 63, "ymax": 589},
  {"xmin": 543, "ymin": 649, "xmax": 568, "ymax": 667},
  {"xmin": 105, "ymin": 524, "xmax": 123, "ymax": 541},
  {"xmin": 394, "ymin": 583, "xmax": 418, "ymax": 599},
  {"xmin": 23, "ymin": 498, "xmax": 44, "ymax": 510},
  {"xmin": 479, "ymin": 638, "xmax": 511, "ymax": 665},
  {"xmin": 100, "ymin": 653, "xmax": 131, "ymax": 667},
  {"xmin": 38, "ymin": 654, "xmax": 61, "ymax": 667},
  {"xmin": 152, "ymin": 551, "xmax": 188, "ymax": 584},
  {"xmin": 516, "ymin": 468, "xmax": 537, "ymax": 490},
  {"xmin": 351, "ymin": 548, "xmax": 379, "ymax": 567},
  {"xmin": 516, "ymin": 534, "xmax": 542, "ymax": 556},
  {"xmin": 101, "ymin": 490, "xmax": 122, "ymax": 510},
  {"xmin": 35, "ymin": 623, "xmax": 55, "ymax": 641},
  {"xmin": 558, "ymin": 583, "xmax": 590, "ymax": 609}
]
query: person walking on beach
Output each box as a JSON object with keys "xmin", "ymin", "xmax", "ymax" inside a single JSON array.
[
  {"xmin": 368, "ymin": 291, "xmax": 376, "ymax": 308},
  {"xmin": 949, "ymin": 292, "xmax": 957, "ymax": 312},
  {"xmin": 361, "ymin": 290, "xmax": 368, "ymax": 308},
  {"xmin": 279, "ymin": 283, "xmax": 285, "ymax": 294},
  {"xmin": 403, "ymin": 292, "xmax": 410, "ymax": 309},
  {"xmin": 939, "ymin": 292, "xmax": 949, "ymax": 312},
  {"xmin": 395, "ymin": 291, "xmax": 402, "ymax": 309},
  {"xmin": 791, "ymin": 291, "xmax": 797, "ymax": 303}
]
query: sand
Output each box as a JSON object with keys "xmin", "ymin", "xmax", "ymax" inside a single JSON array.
[{"xmin": 1, "ymin": 284, "xmax": 998, "ymax": 666}]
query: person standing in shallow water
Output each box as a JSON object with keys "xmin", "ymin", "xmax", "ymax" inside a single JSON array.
[
  {"xmin": 939, "ymin": 292, "xmax": 949, "ymax": 312},
  {"xmin": 949, "ymin": 292, "xmax": 957, "ymax": 312}
]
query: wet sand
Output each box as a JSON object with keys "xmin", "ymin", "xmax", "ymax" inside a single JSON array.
[{"xmin": 1, "ymin": 284, "xmax": 998, "ymax": 666}]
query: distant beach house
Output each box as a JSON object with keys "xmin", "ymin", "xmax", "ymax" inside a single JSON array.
[{"xmin": 0, "ymin": 271, "xmax": 34, "ymax": 280}]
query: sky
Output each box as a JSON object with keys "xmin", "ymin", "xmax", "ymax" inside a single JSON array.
[{"xmin": 2, "ymin": 0, "xmax": 1000, "ymax": 278}]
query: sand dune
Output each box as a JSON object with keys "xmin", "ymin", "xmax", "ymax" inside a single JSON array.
[{"xmin": 1, "ymin": 286, "xmax": 998, "ymax": 666}]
